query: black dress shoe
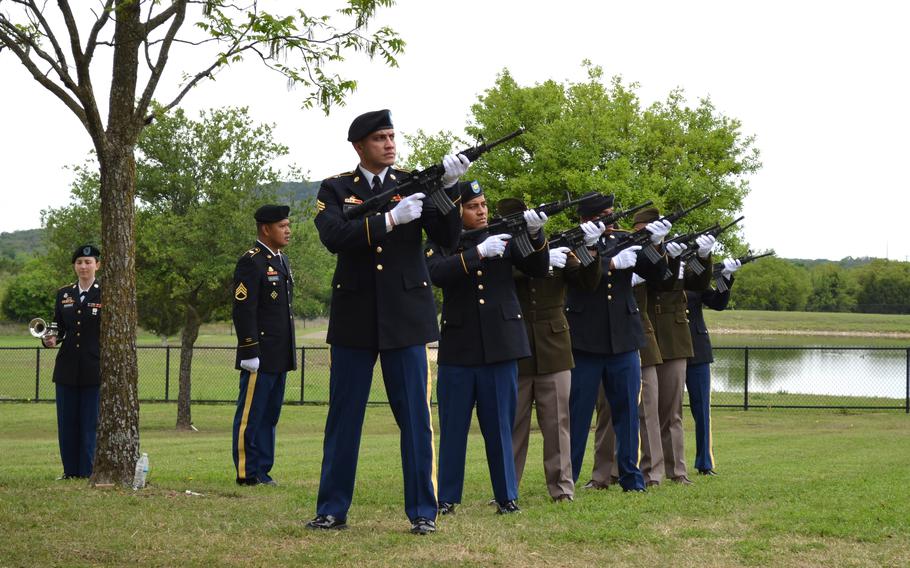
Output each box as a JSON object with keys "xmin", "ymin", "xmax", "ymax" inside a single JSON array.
[
  {"xmin": 553, "ymin": 494, "xmax": 574, "ymax": 502},
  {"xmin": 410, "ymin": 517, "xmax": 436, "ymax": 535},
  {"xmin": 623, "ymin": 487, "xmax": 646, "ymax": 493},
  {"xmin": 306, "ymin": 514, "xmax": 347, "ymax": 530},
  {"xmin": 698, "ymin": 469, "xmax": 717, "ymax": 476},
  {"xmin": 438, "ymin": 502, "xmax": 457, "ymax": 515},
  {"xmin": 671, "ymin": 476, "xmax": 693, "ymax": 485},
  {"xmin": 236, "ymin": 477, "xmax": 260, "ymax": 486},
  {"xmin": 259, "ymin": 479, "xmax": 279, "ymax": 486},
  {"xmin": 56, "ymin": 474, "xmax": 74, "ymax": 481},
  {"xmin": 495, "ymin": 500, "xmax": 521, "ymax": 514}
]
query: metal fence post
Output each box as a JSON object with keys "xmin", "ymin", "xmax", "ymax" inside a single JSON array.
[
  {"xmin": 743, "ymin": 347, "xmax": 750, "ymax": 411},
  {"xmin": 165, "ymin": 346, "xmax": 171, "ymax": 402},
  {"xmin": 905, "ymin": 348, "xmax": 909, "ymax": 414},
  {"xmin": 35, "ymin": 347, "xmax": 40, "ymax": 402},
  {"xmin": 300, "ymin": 347, "xmax": 305, "ymax": 404}
]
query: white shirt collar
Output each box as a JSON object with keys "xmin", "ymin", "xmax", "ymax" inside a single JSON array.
[
  {"xmin": 358, "ymin": 165, "xmax": 389, "ymax": 188},
  {"xmin": 78, "ymin": 280, "xmax": 95, "ymax": 295},
  {"xmin": 257, "ymin": 240, "xmax": 281, "ymax": 257}
]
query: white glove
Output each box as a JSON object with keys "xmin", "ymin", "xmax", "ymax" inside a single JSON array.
[
  {"xmin": 646, "ymin": 219, "xmax": 672, "ymax": 245},
  {"xmin": 581, "ymin": 221, "xmax": 605, "ymax": 247},
  {"xmin": 611, "ymin": 245, "xmax": 641, "ymax": 270},
  {"xmin": 721, "ymin": 258, "xmax": 741, "ymax": 278},
  {"xmin": 477, "ymin": 233, "xmax": 511, "ymax": 258},
  {"xmin": 240, "ymin": 357, "xmax": 260, "ymax": 373},
  {"xmin": 678, "ymin": 261, "xmax": 686, "ymax": 279},
  {"xmin": 549, "ymin": 246, "xmax": 570, "ymax": 269},
  {"xmin": 631, "ymin": 273, "xmax": 645, "ymax": 287},
  {"xmin": 696, "ymin": 234, "xmax": 716, "ymax": 258},
  {"xmin": 523, "ymin": 209, "xmax": 548, "ymax": 236},
  {"xmin": 390, "ymin": 192, "xmax": 425, "ymax": 226},
  {"xmin": 440, "ymin": 153, "xmax": 471, "ymax": 188},
  {"xmin": 666, "ymin": 242, "xmax": 685, "ymax": 258}
]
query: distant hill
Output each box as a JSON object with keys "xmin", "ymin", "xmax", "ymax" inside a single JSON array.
[
  {"xmin": 789, "ymin": 257, "xmax": 877, "ymax": 270},
  {"xmin": 0, "ymin": 228, "xmax": 45, "ymax": 259},
  {"xmin": 276, "ymin": 180, "xmax": 321, "ymax": 203}
]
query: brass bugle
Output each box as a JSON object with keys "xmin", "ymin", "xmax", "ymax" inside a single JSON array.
[{"xmin": 29, "ymin": 318, "xmax": 57, "ymax": 339}]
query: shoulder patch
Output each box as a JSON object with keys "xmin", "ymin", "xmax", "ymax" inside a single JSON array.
[
  {"xmin": 330, "ymin": 171, "xmax": 355, "ymax": 179},
  {"xmin": 245, "ymin": 247, "xmax": 261, "ymax": 257},
  {"xmin": 392, "ymin": 166, "xmax": 413, "ymax": 174},
  {"xmin": 235, "ymin": 282, "xmax": 249, "ymax": 301},
  {"xmin": 59, "ymin": 283, "xmax": 76, "ymax": 292}
]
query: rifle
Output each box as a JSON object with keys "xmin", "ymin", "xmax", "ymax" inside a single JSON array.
[
  {"xmin": 713, "ymin": 250, "xmax": 775, "ymax": 292},
  {"xmin": 683, "ymin": 215, "xmax": 745, "ymax": 275},
  {"xmin": 343, "ymin": 128, "xmax": 525, "ymax": 219},
  {"xmin": 548, "ymin": 199, "xmax": 654, "ymax": 266},
  {"xmin": 460, "ymin": 191, "xmax": 600, "ymax": 258},
  {"xmin": 601, "ymin": 197, "xmax": 711, "ymax": 263}
]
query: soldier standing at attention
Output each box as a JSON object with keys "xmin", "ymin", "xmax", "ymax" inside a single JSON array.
[
  {"xmin": 686, "ymin": 257, "xmax": 741, "ymax": 475},
  {"xmin": 566, "ymin": 194, "xmax": 671, "ymax": 492},
  {"xmin": 232, "ymin": 205, "xmax": 296, "ymax": 487},
  {"xmin": 645, "ymin": 208, "xmax": 716, "ymax": 485},
  {"xmin": 426, "ymin": 188, "xmax": 549, "ymax": 515},
  {"xmin": 511, "ymin": 213, "xmax": 603, "ymax": 502},
  {"xmin": 308, "ymin": 110, "xmax": 470, "ymax": 535},
  {"xmin": 42, "ymin": 244, "xmax": 103, "ymax": 480}
]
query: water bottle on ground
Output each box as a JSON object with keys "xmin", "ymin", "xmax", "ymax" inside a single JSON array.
[{"xmin": 132, "ymin": 453, "xmax": 149, "ymax": 490}]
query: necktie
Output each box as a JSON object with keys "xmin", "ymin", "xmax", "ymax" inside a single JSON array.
[
  {"xmin": 79, "ymin": 291, "xmax": 86, "ymax": 304},
  {"xmin": 372, "ymin": 175, "xmax": 382, "ymax": 194}
]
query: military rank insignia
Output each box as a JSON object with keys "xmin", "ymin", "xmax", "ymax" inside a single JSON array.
[
  {"xmin": 270, "ymin": 291, "xmax": 278, "ymax": 300},
  {"xmin": 316, "ymin": 199, "xmax": 326, "ymax": 213},
  {"xmin": 235, "ymin": 282, "xmax": 248, "ymax": 301},
  {"xmin": 425, "ymin": 248, "xmax": 434, "ymax": 258}
]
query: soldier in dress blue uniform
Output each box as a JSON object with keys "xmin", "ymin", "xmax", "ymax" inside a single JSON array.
[
  {"xmin": 308, "ymin": 110, "xmax": 470, "ymax": 535},
  {"xmin": 565, "ymin": 194, "xmax": 672, "ymax": 492},
  {"xmin": 42, "ymin": 244, "xmax": 102, "ymax": 479},
  {"xmin": 426, "ymin": 187, "xmax": 550, "ymax": 515},
  {"xmin": 232, "ymin": 205, "xmax": 296, "ymax": 487},
  {"xmin": 686, "ymin": 257, "xmax": 740, "ymax": 475}
]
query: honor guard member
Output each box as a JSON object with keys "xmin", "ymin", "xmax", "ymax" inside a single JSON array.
[
  {"xmin": 426, "ymin": 187, "xmax": 550, "ymax": 515},
  {"xmin": 643, "ymin": 207, "xmax": 715, "ymax": 484},
  {"xmin": 511, "ymin": 214, "xmax": 602, "ymax": 502},
  {"xmin": 585, "ymin": 258, "xmax": 674, "ymax": 489},
  {"xmin": 42, "ymin": 244, "xmax": 103, "ymax": 479},
  {"xmin": 566, "ymin": 194, "xmax": 671, "ymax": 492},
  {"xmin": 232, "ymin": 204, "xmax": 296, "ymax": 487},
  {"xmin": 686, "ymin": 257, "xmax": 740, "ymax": 475},
  {"xmin": 308, "ymin": 110, "xmax": 469, "ymax": 535}
]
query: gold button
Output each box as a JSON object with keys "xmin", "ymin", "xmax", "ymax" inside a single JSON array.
[
  {"xmin": 272, "ymin": 282, "xmax": 277, "ymax": 286},
  {"xmin": 76, "ymin": 321, "xmax": 81, "ymax": 326},
  {"xmin": 336, "ymin": 284, "xmax": 341, "ymax": 289},
  {"xmin": 77, "ymin": 310, "xmax": 82, "ymax": 315},
  {"xmin": 607, "ymin": 271, "xmax": 613, "ymax": 276},
  {"xmin": 478, "ymin": 284, "xmax": 484, "ymax": 290},
  {"xmin": 607, "ymin": 295, "xmax": 613, "ymax": 300},
  {"xmin": 422, "ymin": 281, "xmax": 427, "ymax": 286},
  {"xmin": 686, "ymin": 309, "xmax": 690, "ymax": 314},
  {"xmin": 477, "ymin": 270, "xmax": 483, "ymax": 276},
  {"xmin": 479, "ymin": 299, "xmax": 485, "ymax": 305},
  {"xmin": 517, "ymin": 314, "xmax": 522, "ymax": 319},
  {"xmin": 267, "ymin": 255, "xmax": 272, "ymax": 259},
  {"xmin": 443, "ymin": 320, "xmax": 447, "ymax": 324},
  {"xmin": 377, "ymin": 264, "xmax": 383, "ymax": 271},
  {"xmin": 607, "ymin": 283, "xmax": 612, "ymax": 289},
  {"xmin": 261, "ymin": 331, "xmax": 265, "ymax": 336},
  {"xmin": 531, "ymin": 300, "xmax": 537, "ymax": 305},
  {"xmin": 531, "ymin": 288, "xmax": 536, "ymax": 292},
  {"xmin": 376, "ymin": 246, "xmax": 383, "ymax": 253},
  {"xmin": 609, "ymin": 235, "xmax": 615, "ymax": 240},
  {"xmin": 76, "ymin": 344, "xmax": 80, "ymax": 348}
]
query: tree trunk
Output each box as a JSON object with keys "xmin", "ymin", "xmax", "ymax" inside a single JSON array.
[
  {"xmin": 91, "ymin": 0, "xmax": 144, "ymax": 486},
  {"xmin": 176, "ymin": 305, "xmax": 200, "ymax": 430},
  {"xmin": 91, "ymin": 144, "xmax": 141, "ymax": 485}
]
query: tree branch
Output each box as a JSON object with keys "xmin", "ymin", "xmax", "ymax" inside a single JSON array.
[
  {"xmin": 84, "ymin": 0, "xmax": 115, "ymax": 62},
  {"xmin": 55, "ymin": 0, "xmax": 86, "ymax": 64},
  {"xmin": 0, "ymin": 25, "xmax": 88, "ymax": 130},
  {"xmin": 144, "ymin": 0, "xmax": 181, "ymax": 34},
  {"xmin": 134, "ymin": 0, "xmax": 187, "ymax": 122},
  {"xmin": 0, "ymin": 15, "xmax": 79, "ymax": 93},
  {"xmin": 24, "ymin": 0, "xmax": 71, "ymax": 73}
]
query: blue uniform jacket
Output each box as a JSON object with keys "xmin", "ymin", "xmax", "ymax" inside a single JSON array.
[
  {"xmin": 686, "ymin": 275, "xmax": 734, "ymax": 365},
  {"xmin": 50, "ymin": 281, "xmax": 102, "ymax": 386}
]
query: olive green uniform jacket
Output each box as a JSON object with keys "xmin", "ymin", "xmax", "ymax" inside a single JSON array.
[{"xmin": 647, "ymin": 257, "xmax": 713, "ymax": 360}]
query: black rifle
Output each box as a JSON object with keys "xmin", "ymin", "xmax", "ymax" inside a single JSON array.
[
  {"xmin": 548, "ymin": 199, "xmax": 654, "ymax": 266},
  {"xmin": 461, "ymin": 191, "xmax": 600, "ymax": 258},
  {"xmin": 712, "ymin": 250, "xmax": 775, "ymax": 292},
  {"xmin": 682, "ymin": 215, "xmax": 745, "ymax": 275},
  {"xmin": 601, "ymin": 197, "xmax": 711, "ymax": 263},
  {"xmin": 343, "ymin": 128, "xmax": 525, "ymax": 219}
]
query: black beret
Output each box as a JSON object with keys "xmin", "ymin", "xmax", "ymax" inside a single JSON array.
[
  {"xmin": 72, "ymin": 244, "xmax": 100, "ymax": 263},
  {"xmin": 577, "ymin": 193, "xmax": 614, "ymax": 217},
  {"xmin": 497, "ymin": 197, "xmax": 527, "ymax": 217},
  {"xmin": 347, "ymin": 109, "xmax": 393, "ymax": 142},
  {"xmin": 254, "ymin": 204, "xmax": 290, "ymax": 224},
  {"xmin": 459, "ymin": 180, "xmax": 484, "ymax": 204},
  {"xmin": 632, "ymin": 207, "xmax": 660, "ymax": 225}
]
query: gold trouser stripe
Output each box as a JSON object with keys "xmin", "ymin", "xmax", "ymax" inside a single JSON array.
[
  {"xmin": 237, "ymin": 371, "xmax": 259, "ymax": 479},
  {"xmin": 636, "ymin": 371, "xmax": 643, "ymax": 468},
  {"xmin": 707, "ymin": 380, "xmax": 715, "ymax": 469},
  {"xmin": 426, "ymin": 345, "xmax": 438, "ymax": 520}
]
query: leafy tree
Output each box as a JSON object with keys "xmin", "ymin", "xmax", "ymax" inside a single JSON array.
[
  {"xmin": 1, "ymin": 257, "xmax": 60, "ymax": 322},
  {"xmin": 806, "ymin": 264, "xmax": 857, "ymax": 312},
  {"xmin": 1, "ymin": 1, "xmax": 402, "ymax": 484},
  {"xmin": 852, "ymin": 259, "xmax": 910, "ymax": 314},
  {"xmin": 729, "ymin": 258, "xmax": 811, "ymax": 311},
  {"xmin": 405, "ymin": 63, "xmax": 760, "ymax": 249},
  {"xmin": 286, "ymin": 202, "xmax": 336, "ymax": 320}
]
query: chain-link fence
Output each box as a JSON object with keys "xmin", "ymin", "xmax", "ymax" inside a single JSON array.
[{"xmin": 1, "ymin": 345, "xmax": 908, "ymax": 411}]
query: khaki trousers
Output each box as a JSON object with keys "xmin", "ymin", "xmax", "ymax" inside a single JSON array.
[
  {"xmin": 512, "ymin": 370, "xmax": 574, "ymax": 498},
  {"xmin": 656, "ymin": 357, "xmax": 688, "ymax": 480},
  {"xmin": 590, "ymin": 364, "xmax": 664, "ymax": 485}
]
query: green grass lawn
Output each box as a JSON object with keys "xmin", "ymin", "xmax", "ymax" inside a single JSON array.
[
  {"xmin": 0, "ymin": 404, "xmax": 908, "ymax": 567},
  {"xmin": 705, "ymin": 309, "xmax": 910, "ymax": 336}
]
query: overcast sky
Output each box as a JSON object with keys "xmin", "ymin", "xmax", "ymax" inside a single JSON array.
[{"xmin": 2, "ymin": 0, "xmax": 908, "ymax": 261}]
